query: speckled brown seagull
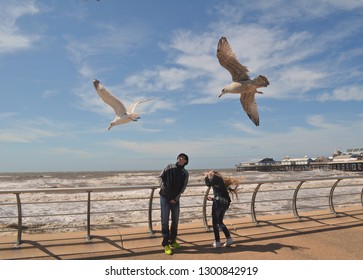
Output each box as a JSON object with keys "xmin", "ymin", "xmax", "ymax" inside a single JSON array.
[
  {"xmin": 93, "ymin": 79, "xmax": 154, "ymax": 130},
  {"xmin": 217, "ymin": 36, "xmax": 269, "ymax": 126}
]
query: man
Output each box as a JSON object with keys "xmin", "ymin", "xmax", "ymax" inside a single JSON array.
[{"xmin": 158, "ymin": 153, "xmax": 189, "ymax": 255}]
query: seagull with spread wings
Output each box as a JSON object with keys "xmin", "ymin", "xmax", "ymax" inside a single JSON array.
[
  {"xmin": 93, "ymin": 79, "xmax": 154, "ymax": 130},
  {"xmin": 217, "ymin": 36, "xmax": 269, "ymax": 126}
]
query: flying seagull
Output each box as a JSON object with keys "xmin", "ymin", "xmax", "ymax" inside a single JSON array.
[
  {"xmin": 93, "ymin": 79, "xmax": 154, "ymax": 130},
  {"xmin": 216, "ymin": 36, "xmax": 269, "ymax": 126}
]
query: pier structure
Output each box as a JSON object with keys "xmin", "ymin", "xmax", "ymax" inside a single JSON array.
[
  {"xmin": 236, "ymin": 147, "xmax": 363, "ymax": 172},
  {"xmin": 236, "ymin": 160, "xmax": 363, "ymax": 172}
]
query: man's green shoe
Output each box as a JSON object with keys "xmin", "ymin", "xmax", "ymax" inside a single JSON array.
[
  {"xmin": 171, "ymin": 241, "xmax": 181, "ymax": 249},
  {"xmin": 164, "ymin": 244, "xmax": 173, "ymax": 255}
]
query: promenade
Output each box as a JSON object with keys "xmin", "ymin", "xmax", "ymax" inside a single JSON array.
[{"xmin": 1, "ymin": 206, "xmax": 362, "ymax": 260}]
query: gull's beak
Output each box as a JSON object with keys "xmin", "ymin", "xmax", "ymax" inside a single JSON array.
[{"xmin": 108, "ymin": 124, "xmax": 112, "ymax": 130}]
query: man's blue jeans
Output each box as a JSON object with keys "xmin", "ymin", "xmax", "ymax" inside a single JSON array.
[{"xmin": 160, "ymin": 195, "xmax": 180, "ymax": 247}]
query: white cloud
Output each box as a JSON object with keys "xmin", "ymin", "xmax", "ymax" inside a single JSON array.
[
  {"xmin": 0, "ymin": 127, "xmax": 57, "ymax": 143},
  {"xmin": 228, "ymin": 120, "xmax": 265, "ymax": 135},
  {"xmin": 0, "ymin": 112, "xmax": 18, "ymax": 119},
  {"xmin": 318, "ymin": 86, "xmax": 363, "ymax": 102},
  {"xmin": 162, "ymin": 118, "xmax": 176, "ymax": 125},
  {"xmin": 124, "ymin": 67, "xmax": 194, "ymax": 92},
  {"xmin": 214, "ymin": 0, "xmax": 363, "ymax": 25},
  {"xmin": 65, "ymin": 22, "xmax": 150, "ymax": 64},
  {"xmin": 326, "ymin": 0, "xmax": 363, "ymax": 10},
  {"xmin": 269, "ymin": 67, "xmax": 327, "ymax": 99},
  {"xmin": 103, "ymin": 138, "xmax": 232, "ymax": 159},
  {"xmin": 0, "ymin": 1, "xmax": 41, "ymax": 53},
  {"xmin": 52, "ymin": 147, "xmax": 94, "ymax": 158},
  {"xmin": 306, "ymin": 115, "xmax": 337, "ymax": 129},
  {"xmin": 41, "ymin": 89, "xmax": 58, "ymax": 98},
  {"xmin": 0, "ymin": 117, "xmax": 72, "ymax": 144}
]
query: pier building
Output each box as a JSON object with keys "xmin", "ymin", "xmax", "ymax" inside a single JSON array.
[{"xmin": 236, "ymin": 147, "xmax": 363, "ymax": 172}]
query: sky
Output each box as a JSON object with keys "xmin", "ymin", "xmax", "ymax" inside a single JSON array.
[{"xmin": 1, "ymin": 0, "xmax": 363, "ymax": 172}]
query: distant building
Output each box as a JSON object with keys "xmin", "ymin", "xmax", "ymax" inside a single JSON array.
[
  {"xmin": 281, "ymin": 156, "xmax": 313, "ymax": 166},
  {"xmin": 333, "ymin": 149, "xmax": 342, "ymax": 157},
  {"xmin": 344, "ymin": 147, "xmax": 363, "ymax": 157},
  {"xmin": 315, "ymin": 156, "xmax": 330, "ymax": 162},
  {"xmin": 236, "ymin": 161, "xmax": 254, "ymax": 167},
  {"xmin": 235, "ymin": 157, "xmax": 276, "ymax": 168},
  {"xmin": 257, "ymin": 158, "xmax": 277, "ymax": 165},
  {"xmin": 332, "ymin": 147, "xmax": 363, "ymax": 161},
  {"xmin": 333, "ymin": 154, "xmax": 359, "ymax": 162}
]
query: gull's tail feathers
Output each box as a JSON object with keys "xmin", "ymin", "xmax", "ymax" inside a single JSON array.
[{"xmin": 129, "ymin": 112, "xmax": 140, "ymax": 121}]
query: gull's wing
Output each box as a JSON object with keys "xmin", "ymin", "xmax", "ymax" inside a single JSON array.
[
  {"xmin": 240, "ymin": 93, "xmax": 260, "ymax": 126},
  {"xmin": 217, "ymin": 37, "xmax": 250, "ymax": 82},
  {"xmin": 93, "ymin": 80, "xmax": 127, "ymax": 116},
  {"xmin": 127, "ymin": 98, "xmax": 155, "ymax": 113}
]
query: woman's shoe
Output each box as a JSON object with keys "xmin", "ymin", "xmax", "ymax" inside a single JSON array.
[
  {"xmin": 213, "ymin": 241, "xmax": 221, "ymax": 248},
  {"xmin": 223, "ymin": 237, "xmax": 234, "ymax": 247}
]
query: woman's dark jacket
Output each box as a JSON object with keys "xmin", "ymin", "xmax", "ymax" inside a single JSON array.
[{"xmin": 204, "ymin": 174, "xmax": 231, "ymax": 204}]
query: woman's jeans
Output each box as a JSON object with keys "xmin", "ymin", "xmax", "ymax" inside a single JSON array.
[
  {"xmin": 212, "ymin": 200, "xmax": 231, "ymax": 241},
  {"xmin": 160, "ymin": 195, "xmax": 180, "ymax": 247}
]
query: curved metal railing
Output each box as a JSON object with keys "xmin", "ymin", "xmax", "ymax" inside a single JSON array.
[{"xmin": 0, "ymin": 175, "xmax": 362, "ymax": 247}]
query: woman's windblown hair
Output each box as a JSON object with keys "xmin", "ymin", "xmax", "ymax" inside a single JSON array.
[
  {"xmin": 213, "ymin": 171, "xmax": 240, "ymax": 201},
  {"xmin": 224, "ymin": 176, "xmax": 240, "ymax": 201}
]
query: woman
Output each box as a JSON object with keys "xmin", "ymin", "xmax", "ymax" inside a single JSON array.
[{"xmin": 204, "ymin": 170, "xmax": 239, "ymax": 247}]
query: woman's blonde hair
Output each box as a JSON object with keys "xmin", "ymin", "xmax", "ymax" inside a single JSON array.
[{"xmin": 212, "ymin": 171, "xmax": 240, "ymax": 201}]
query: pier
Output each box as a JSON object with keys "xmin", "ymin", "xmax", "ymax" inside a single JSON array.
[{"xmin": 236, "ymin": 161, "xmax": 363, "ymax": 172}]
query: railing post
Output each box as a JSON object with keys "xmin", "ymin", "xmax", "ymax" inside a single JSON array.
[
  {"xmin": 202, "ymin": 186, "xmax": 212, "ymax": 231},
  {"xmin": 85, "ymin": 191, "xmax": 92, "ymax": 243},
  {"xmin": 251, "ymin": 183, "xmax": 262, "ymax": 225},
  {"xmin": 14, "ymin": 193, "xmax": 22, "ymax": 248},
  {"xmin": 148, "ymin": 188, "xmax": 156, "ymax": 235},
  {"xmin": 329, "ymin": 179, "xmax": 342, "ymax": 215},
  {"xmin": 292, "ymin": 181, "xmax": 306, "ymax": 220}
]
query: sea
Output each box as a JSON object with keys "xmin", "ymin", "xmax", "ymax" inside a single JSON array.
[{"xmin": 0, "ymin": 169, "xmax": 362, "ymax": 235}]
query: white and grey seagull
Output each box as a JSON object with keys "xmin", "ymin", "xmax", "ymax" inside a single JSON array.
[
  {"xmin": 217, "ymin": 36, "xmax": 269, "ymax": 126},
  {"xmin": 93, "ymin": 79, "xmax": 154, "ymax": 130}
]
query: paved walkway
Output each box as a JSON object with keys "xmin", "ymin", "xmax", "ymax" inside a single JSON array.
[{"xmin": 1, "ymin": 206, "xmax": 363, "ymax": 260}]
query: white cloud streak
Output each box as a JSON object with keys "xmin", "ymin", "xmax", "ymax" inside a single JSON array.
[
  {"xmin": 65, "ymin": 22, "xmax": 150, "ymax": 66},
  {"xmin": 319, "ymin": 86, "xmax": 363, "ymax": 101},
  {"xmin": 0, "ymin": 1, "xmax": 41, "ymax": 53}
]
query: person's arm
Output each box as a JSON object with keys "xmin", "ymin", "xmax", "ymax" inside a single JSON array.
[
  {"xmin": 174, "ymin": 170, "xmax": 189, "ymax": 201},
  {"xmin": 158, "ymin": 168, "xmax": 166, "ymax": 185},
  {"xmin": 205, "ymin": 173, "xmax": 219, "ymax": 187},
  {"xmin": 158, "ymin": 165, "xmax": 172, "ymax": 199}
]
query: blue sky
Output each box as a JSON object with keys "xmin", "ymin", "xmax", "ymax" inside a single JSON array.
[{"xmin": 1, "ymin": 0, "xmax": 363, "ymax": 172}]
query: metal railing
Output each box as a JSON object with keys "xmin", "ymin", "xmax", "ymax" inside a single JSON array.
[{"xmin": 0, "ymin": 175, "xmax": 362, "ymax": 248}]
